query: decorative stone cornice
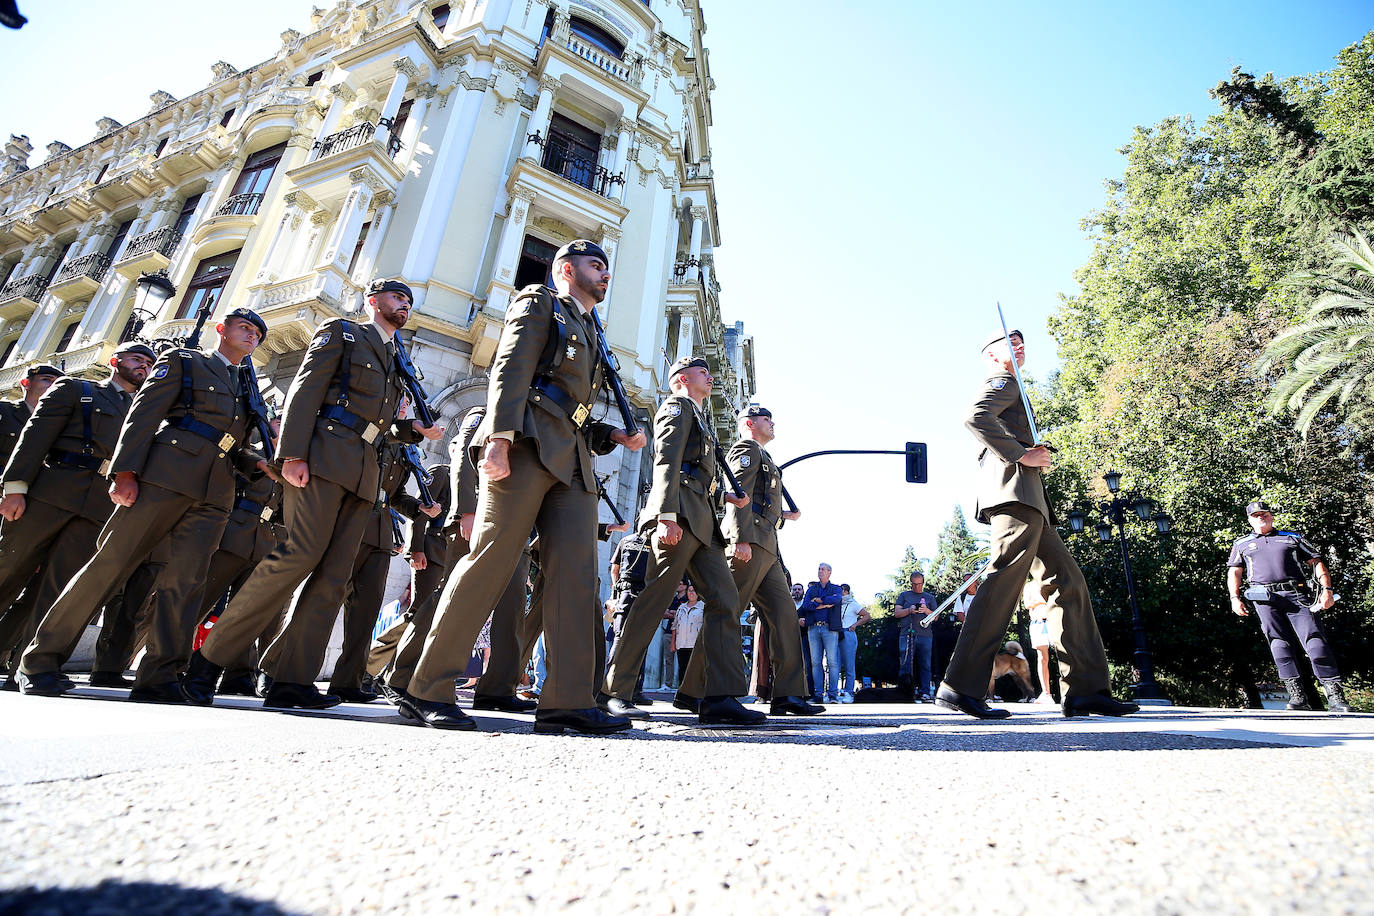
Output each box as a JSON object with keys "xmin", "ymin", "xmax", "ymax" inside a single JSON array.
[
  {"xmin": 330, "ymin": 83, "xmax": 358, "ymax": 103},
  {"xmin": 348, "ymin": 167, "xmax": 387, "ymax": 194},
  {"xmin": 393, "ymin": 58, "xmax": 421, "ymax": 80},
  {"xmin": 538, "ymin": 75, "xmax": 561, "ymax": 95},
  {"xmin": 210, "ymin": 61, "xmax": 238, "ymax": 84},
  {"xmin": 149, "ymin": 91, "xmax": 176, "ymax": 112},
  {"xmin": 283, "ymin": 190, "xmax": 318, "ymax": 212},
  {"xmin": 414, "ymin": 82, "xmax": 439, "ymax": 100}
]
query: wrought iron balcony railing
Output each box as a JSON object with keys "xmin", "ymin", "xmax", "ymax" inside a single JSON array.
[
  {"xmin": 51, "ymin": 252, "xmax": 111, "ymax": 287},
  {"xmin": 671, "ymin": 258, "xmax": 702, "ymax": 286},
  {"xmin": 313, "ymin": 121, "xmax": 402, "ymax": 160},
  {"xmin": 214, "ymin": 193, "xmax": 264, "ymax": 218},
  {"xmin": 526, "ymin": 130, "xmax": 624, "ymax": 198},
  {"xmin": 0, "ymin": 274, "xmax": 48, "ymax": 305},
  {"xmin": 118, "ymin": 227, "xmax": 182, "ymax": 263}
]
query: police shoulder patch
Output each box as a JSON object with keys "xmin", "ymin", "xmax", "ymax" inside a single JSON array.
[
  {"xmin": 151, "ymin": 365, "xmax": 169, "ymax": 380},
  {"xmin": 739, "ymin": 455, "xmax": 751, "ymax": 468},
  {"xmin": 990, "ymin": 378, "xmax": 1007, "ymax": 390}
]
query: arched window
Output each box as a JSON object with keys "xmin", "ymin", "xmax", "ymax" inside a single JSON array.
[{"xmin": 570, "ymin": 17, "xmax": 624, "ymax": 59}]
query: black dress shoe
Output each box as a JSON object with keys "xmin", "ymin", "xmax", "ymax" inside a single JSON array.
[
  {"xmin": 180, "ymin": 650, "xmax": 223, "ymax": 706},
  {"xmin": 332, "ymin": 687, "xmax": 379, "ymax": 704},
  {"xmin": 217, "ymin": 673, "xmax": 257, "ymax": 697},
  {"xmin": 472, "ymin": 693, "xmax": 538, "ymax": 713},
  {"xmin": 533, "ymin": 707, "xmax": 632, "ymax": 735},
  {"xmin": 934, "ymin": 684, "xmax": 1012, "ymax": 720},
  {"xmin": 672, "ymin": 693, "xmax": 701, "ymax": 713},
  {"xmin": 128, "ymin": 681, "xmax": 189, "ymax": 704},
  {"xmin": 397, "ymin": 694, "xmax": 477, "ymax": 730},
  {"xmin": 632, "ymin": 692, "xmax": 654, "ymax": 706},
  {"xmin": 17, "ymin": 670, "xmax": 70, "ymax": 697},
  {"xmin": 377, "ymin": 679, "xmax": 406, "ymax": 705},
  {"xmin": 606, "ymin": 696, "xmax": 651, "ymax": 720},
  {"xmin": 88, "ymin": 671, "xmax": 132, "ymax": 688},
  {"xmin": 698, "ymin": 695, "xmax": 767, "ymax": 726},
  {"xmin": 1062, "ymin": 690, "xmax": 1140, "ymax": 718},
  {"xmin": 254, "ymin": 672, "xmax": 273, "ymax": 698},
  {"xmin": 770, "ymin": 695, "xmax": 824, "ymax": 716},
  {"xmin": 1, "ymin": 674, "xmax": 17, "ymax": 692},
  {"xmin": 263, "ymin": 681, "xmax": 342, "ymax": 710}
]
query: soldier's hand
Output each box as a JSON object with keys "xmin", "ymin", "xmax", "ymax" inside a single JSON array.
[
  {"xmin": 724, "ymin": 493, "xmax": 749, "ymax": 508},
  {"xmin": 731, "ymin": 542, "xmax": 753, "ymax": 564},
  {"xmin": 410, "ymin": 552, "xmax": 428, "ymax": 571},
  {"xmin": 258, "ymin": 459, "xmax": 284, "ymax": 485},
  {"xmin": 420, "ymin": 501, "xmax": 443, "ymax": 519},
  {"xmin": 1018, "ymin": 446, "xmax": 1052, "ymax": 470},
  {"xmin": 611, "ymin": 429, "xmax": 647, "ymax": 451},
  {"xmin": 109, "ymin": 471, "xmax": 139, "ymax": 508},
  {"xmin": 282, "ymin": 458, "xmax": 310, "ymax": 488},
  {"xmin": 414, "ymin": 421, "xmax": 445, "ymax": 441},
  {"xmin": 656, "ymin": 519, "xmax": 682, "ymax": 547},
  {"xmin": 607, "ymin": 521, "xmax": 630, "ymax": 534},
  {"xmin": 460, "ymin": 513, "xmax": 475, "ymax": 541},
  {"xmin": 481, "ymin": 439, "xmax": 511, "ymax": 481},
  {"xmin": 782, "ymin": 510, "xmax": 801, "ymax": 522},
  {"xmin": 1230, "ymin": 596, "xmax": 1248, "ymax": 617},
  {"xmin": 0, "ymin": 493, "xmax": 25, "ymax": 522}
]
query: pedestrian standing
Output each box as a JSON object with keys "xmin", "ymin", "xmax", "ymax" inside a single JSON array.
[
  {"xmin": 894, "ymin": 572, "xmax": 937, "ymax": 701},
  {"xmin": 838, "ymin": 584, "xmax": 869, "ymax": 703},
  {"xmin": 802, "ymin": 564, "xmax": 844, "ymax": 704}
]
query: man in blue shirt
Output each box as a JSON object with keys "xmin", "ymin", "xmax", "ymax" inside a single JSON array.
[
  {"xmin": 894, "ymin": 572, "xmax": 938, "ymax": 701},
  {"xmin": 802, "ymin": 563, "xmax": 844, "ymax": 703}
]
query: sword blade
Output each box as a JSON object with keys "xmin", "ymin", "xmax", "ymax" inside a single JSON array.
[{"xmin": 997, "ymin": 302, "xmax": 1041, "ymax": 445}]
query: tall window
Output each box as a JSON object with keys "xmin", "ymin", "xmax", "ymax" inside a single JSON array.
[
  {"xmin": 176, "ymin": 249, "xmax": 240, "ymax": 320},
  {"xmin": 0, "ymin": 339, "xmax": 17, "ymax": 366},
  {"xmin": 232, "ymin": 143, "xmax": 287, "ymax": 198},
  {"xmin": 104, "ymin": 220, "xmax": 133, "ymax": 261},
  {"xmin": 55, "ymin": 320, "xmax": 80, "ymax": 353},
  {"xmin": 543, "ymin": 113, "xmax": 601, "ymax": 191},
  {"xmin": 154, "ymin": 136, "xmax": 169, "ymax": 157},
  {"xmin": 348, "ymin": 221, "xmax": 372, "ymax": 275},
  {"xmin": 173, "ymin": 194, "xmax": 203, "ymax": 238},
  {"xmin": 42, "ymin": 241, "xmax": 75, "ymax": 285},
  {"xmin": 219, "ymin": 108, "xmax": 237, "ymax": 129},
  {"xmin": 514, "ymin": 236, "xmax": 558, "ymax": 290},
  {"xmin": 570, "ymin": 17, "xmax": 625, "ymax": 58},
  {"xmin": 0, "ymin": 259, "xmax": 15, "ymax": 288},
  {"xmin": 388, "ymin": 99, "xmax": 414, "ymax": 156},
  {"xmin": 430, "ymin": 3, "xmax": 450, "ymax": 30}
]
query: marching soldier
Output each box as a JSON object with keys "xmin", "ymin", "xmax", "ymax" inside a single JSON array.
[
  {"xmin": 678, "ymin": 404, "xmax": 820, "ymax": 716},
  {"xmin": 184, "ymin": 278, "xmax": 441, "ymax": 710},
  {"xmin": 602, "ymin": 356, "xmax": 763, "ymax": 726},
  {"xmin": 1227, "ymin": 500, "xmax": 1349, "ymax": 713},
  {"xmin": 0, "ymin": 345, "xmax": 154, "ymax": 678},
  {"xmin": 936, "ymin": 329, "xmax": 1137, "ymax": 719},
  {"xmin": 17, "ymin": 310, "xmax": 267, "ymax": 701},
  {"xmin": 397, "ymin": 239, "xmax": 645, "ymax": 734},
  {"xmin": 0, "ymin": 363, "xmax": 61, "ymax": 465}
]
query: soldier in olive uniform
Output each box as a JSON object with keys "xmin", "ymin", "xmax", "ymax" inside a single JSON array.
[
  {"xmin": 398, "ymin": 240, "xmax": 645, "ymax": 734},
  {"xmin": 18, "ymin": 311, "xmax": 267, "ymax": 702},
  {"xmin": 0, "ymin": 364, "xmax": 61, "ymax": 465},
  {"xmin": 603, "ymin": 356, "xmax": 763, "ymax": 726},
  {"xmin": 936, "ymin": 329, "xmax": 1136, "ymax": 720},
  {"xmin": 677, "ymin": 404, "xmax": 820, "ymax": 716},
  {"xmin": 185, "ymin": 279, "xmax": 441, "ymax": 710},
  {"xmin": 0, "ymin": 346, "xmax": 153, "ymax": 679}
]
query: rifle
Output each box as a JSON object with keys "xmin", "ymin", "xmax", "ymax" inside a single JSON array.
[
  {"xmin": 586, "ymin": 306, "xmax": 639, "ymax": 436},
  {"xmin": 186, "ymin": 307, "xmax": 276, "ymax": 460},
  {"xmin": 654, "ymin": 348, "xmax": 745, "ymax": 499},
  {"xmin": 399, "ymin": 442, "xmax": 437, "ymax": 508},
  {"xmin": 596, "ymin": 474, "xmax": 626, "ymax": 526},
  {"xmin": 392, "ymin": 331, "xmax": 437, "ymax": 428},
  {"xmin": 182, "ymin": 296, "xmax": 216, "ymax": 351}
]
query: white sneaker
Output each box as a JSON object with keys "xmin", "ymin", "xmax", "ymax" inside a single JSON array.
[
  {"xmin": 840, "ymin": 692, "xmax": 854, "ymax": 704},
  {"xmin": 1035, "ymin": 692, "xmax": 1056, "ymax": 705}
]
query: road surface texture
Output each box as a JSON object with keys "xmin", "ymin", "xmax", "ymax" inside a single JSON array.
[{"xmin": 1, "ymin": 684, "xmax": 1371, "ymax": 914}]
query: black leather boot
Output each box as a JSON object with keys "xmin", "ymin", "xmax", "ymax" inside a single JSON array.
[
  {"xmin": 1319, "ymin": 678, "xmax": 1351, "ymax": 714},
  {"xmin": 1283, "ymin": 677, "xmax": 1314, "ymax": 711},
  {"xmin": 180, "ymin": 651, "xmax": 223, "ymax": 706}
]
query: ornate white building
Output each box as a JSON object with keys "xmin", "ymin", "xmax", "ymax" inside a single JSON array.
[{"xmin": 0, "ymin": 0, "xmax": 755, "ymax": 538}]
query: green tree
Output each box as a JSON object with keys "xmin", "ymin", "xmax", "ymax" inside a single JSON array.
[{"xmin": 926, "ymin": 506, "xmax": 986, "ymax": 597}]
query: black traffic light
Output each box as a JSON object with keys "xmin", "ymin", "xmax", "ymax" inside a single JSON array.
[{"xmin": 905, "ymin": 442, "xmax": 927, "ymax": 484}]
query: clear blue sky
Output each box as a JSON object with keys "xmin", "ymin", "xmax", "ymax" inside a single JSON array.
[{"xmin": 2, "ymin": 1, "xmax": 1369, "ymax": 602}]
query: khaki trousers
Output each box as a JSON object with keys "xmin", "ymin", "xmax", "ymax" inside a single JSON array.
[
  {"xmin": 92, "ymin": 559, "xmax": 162, "ymax": 674},
  {"xmin": 21, "ymin": 482, "xmax": 226, "ymax": 687},
  {"xmin": 605, "ymin": 525, "xmax": 747, "ymax": 701},
  {"xmin": 202, "ymin": 477, "xmax": 371, "ymax": 684},
  {"xmin": 0, "ymin": 498, "xmax": 102, "ymax": 664},
  {"xmin": 944, "ymin": 503, "xmax": 1110, "ymax": 698},
  {"xmin": 681, "ymin": 544, "xmax": 805, "ymax": 698},
  {"xmin": 327, "ymin": 545, "xmax": 393, "ymax": 691},
  {"xmin": 408, "ymin": 441, "xmax": 598, "ymax": 709}
]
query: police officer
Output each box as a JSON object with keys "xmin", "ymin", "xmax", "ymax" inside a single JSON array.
[
  {"xmin": 937, "ymin": 329, "xmax": 1137, "ymax": 720},
  {"xmin": 399, "ymin": 239, "xmax": 645, "ymax": 733},
  {"xmin": 607, "ymin": 526, "xmax": 653, "ymax": 704},
  {"xmin": 603, "ymin": 356, "xmax": 763, "ymax": 726},
  {"xmin": 0, "ymin": 364, "xmax": 61, "ymax": 465},
  {"xmin": 1227, "ymin": 500, "xmax": 1348, "ymax": 713},
  {"xmin": 0, "ymin": 344, "xmax": 154, "ymax": 679},
  {"xmin": 184, "ymin": 278, "xmax": 441, "ymax": 710},
  {"xmin": 18, "ymin": 310, "xmax": 266, "ymax": 701}
]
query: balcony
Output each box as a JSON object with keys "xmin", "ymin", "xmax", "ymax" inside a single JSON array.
[
  {"xmin": 527, "ymin": 130, "xmax": 623, "ymax": 199},
  {"xmin": 191, "ymin": 194, "xmax": 263, "ymax": 254},
  {"xmin": 287, "ymin": 122, "xmax": 403, "ymax": 203},
  {"xmin": 563, "ymin": 35, "xmax": 644, "ymax": 86},
  {"xmin": 251, "ymin": 273, "xmax": 361, "ymax": 359},
  {"xmin": 48, "ymin": 252, "xmax": 111, "ymax": 300},
  {"xmin": 214, "ymin": 193, "xmax": 264, "ymax": 217},
  {"xmin": 115, "ymin": 227, "xmax": 183, "ymax": 279},
  {"xmin": 0, "ymin": 274, "xmax": 48, "ymax": 321},
  {"xmin": 312, "ymin": 122, "xmax": 401, "ymax": 161},
  {"xmin": 670, "ymin": 258, "xmax": 702, "ymax": 287}
]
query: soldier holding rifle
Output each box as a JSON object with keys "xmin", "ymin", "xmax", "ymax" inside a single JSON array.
[{"xmin": 935, "ymin": 325, "xmax": 1138, "ymax": 720}]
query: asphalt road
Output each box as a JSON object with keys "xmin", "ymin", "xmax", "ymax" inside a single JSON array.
[{"xmin": 1, "ymin": 687, "xmax": 1371, "ymax": 915}]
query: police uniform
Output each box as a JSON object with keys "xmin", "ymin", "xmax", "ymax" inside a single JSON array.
[
  {"xmin": 603, "ymin": 357, "xmax": 758, "ymax": 724},
  {"xmin": 676, "ymin": 406, "xmax": 812, "ymax": 710},
  {"xmin": 18, "ymin": 321, "xmax": 264, "ymax": 701},
  {"xmin": 401, "ymin": 240, "xmax": 628, "ymax": 733},
  {"xmin": 939, "ymin": 330, "xmax": 1126, "ymax": 719},
  {"xmin": 189, "ymin": 282, "xmax": 421, "ymax": 709},
  {"xmin": 1228, "ymin": 502, "xmax": 1344, "ymax": 709},
  {"xmin": 606, "ymin": 530, "xmax": 652, "ymax": 697}
]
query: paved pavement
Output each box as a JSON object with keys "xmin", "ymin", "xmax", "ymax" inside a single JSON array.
[{"xmin": 1, "ymin": 685, "xmax": 1372, "ymax": 915}]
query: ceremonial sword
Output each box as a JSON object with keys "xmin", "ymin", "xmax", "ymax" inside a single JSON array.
[
  {"xmin": 997, "ymin": 302, "xmax": 1042, "ymax": 446},
  {"xmin": 918, "ymin": 561, "xmax": 992, "ymax": 629}
]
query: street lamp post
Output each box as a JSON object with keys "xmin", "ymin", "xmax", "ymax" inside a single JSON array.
[
  {"xmin": 119, "ymin": 270, "xmax": 177, "ymax": 343},
  {"xmin": 1065, "ymin": 470, "xmax": 1173, "ymax": 704}
]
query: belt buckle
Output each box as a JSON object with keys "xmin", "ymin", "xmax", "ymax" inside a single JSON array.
[
  {"xmin": 217, "ymin": 433, "xmax": 236, "ymax": 451},
  {"xmin": 572, "ymin": 404, "xmax": 590, "ymax": 427},
  {"xmin": 361, "ymin": 423, "xmax": 380, "ymax": 444},
  {"xmin": 709, "ymin": 478, "xmax": 719, "ymax": 496},
  {"xmin": 98, "ymin": 459, "xmax": 111, "ymax": 476},
  {"xmin": 261, "ymin": 507, "xmax": 273, "ymax": 521}
]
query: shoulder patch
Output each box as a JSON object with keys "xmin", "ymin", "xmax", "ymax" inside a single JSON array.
[
  {"xmin": 463, "ymin": 411, "xmax": 483, "ymax": 431},
  {"xmin": 151, "ymin": 365, "xmax": 169, "ymax": 380},
  {"xmin": 317, "ymin": 332, "xmax": 331, "ymax": 346},
  {"xmin": 990, "ymin": 378, "xmax": 1007, "ymax": 390},
  {"xmin": 739, "ymin": 454, "xmax": 751, "ymax": 468},
  {"xmin": 665, "ymin": 403, "xmax": 682, "ymax": 418}
]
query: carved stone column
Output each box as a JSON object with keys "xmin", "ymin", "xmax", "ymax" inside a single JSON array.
[
  {"xmin": 398, "ymin": 82, "xmax": 438, "ymax": 166},
  {"xmin": 524, "ymin": 76, "xmax": 559, "ymax": 161},
  {"xmin": 353, "ymin": 189, "xmax": 395, "ymax": 283},
  {"xmin": 319, "ymin": 169, "xmax": 383, "ymax": 275},
  {"xmin": 317, "ymin": 82, "xmax": 358, "ymax": 144},
  {"xmin": 488, "ymin": 185, "xmax": 537, "ymax": 313},
  {"xmin": 688, "ymin": 206, "xmax": 706, "ymax": 264},
  {"xmin": 611, "ymin": 119, "xmax": 635, "ymax": 202},
  {"xmin": 257, "ymin": 190, "xmax": 318, "ymax": 284},
  {"xmin": 381, "ymin": 58, "xmax": 420, "ymax": 127}
]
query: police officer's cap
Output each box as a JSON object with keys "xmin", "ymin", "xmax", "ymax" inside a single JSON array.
[
  {"xmin": 669, "ymin": 356, "xmax": 709, "ymax": 379},
  {"xmin": 554, "ymin": 239, "xmax": 609, "ymax": 264},
  {"xmin": 982, "ymin": 328, "xmax": 1024, "ymax": 352},
  {"xmin": 24, "ymin": 363, "xmax": 62, "ymax": 379},
  {"xmin": 739, "ymin": 403, "xmax": 772, "ymax": 420},
  {"xmin": 112, "ymin": 342, "xmax": 157, "ymax": 361},
  {"xmin": 223, "ymin": 307, "xmax": 268, "ymax": 341},
  {"xmin": 1246, "ymin": 499, "xmax": 1274, "ymax": 516},
  {"xmin": 366, "ymin": 277, "xmax": 414, "ymax": 304}
]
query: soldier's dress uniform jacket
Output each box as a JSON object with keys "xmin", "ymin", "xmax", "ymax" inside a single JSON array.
[
  {"xmin": 680, "ymin": 437, "xmax": 807, "ymax": 698},
  {"xmin": 21, "ymin": 349, "xmax": 256, "ymax": 689},
  {"xmin": 1228, "ymin": 530, "xmax": 1340, "ymax": 681},
  {"xmin": 407, "ymin": 285, "xmax": 616, "ymax": 710},
  {"xmin": 943, "ymin": 369, "xmax": 1110, "ymax": 700},
  {"xmin": 200, "ymin": 317, "xmax": 420, "ymax": 688},
  {"xmin": 604, "ymin": 394, "xmax": 749, "ymax": 702},
  {"xmin": 0, "ymin": 378, "xmax": 132, "ymax": 659},
  {"xmin": 0, "ymin": 398, "xmax": 32, "ymax": 466}
]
